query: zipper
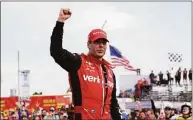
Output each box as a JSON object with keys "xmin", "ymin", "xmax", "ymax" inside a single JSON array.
[{"xmin": 100, "ymin": 65, "xmax": 105, "ymax": 117}]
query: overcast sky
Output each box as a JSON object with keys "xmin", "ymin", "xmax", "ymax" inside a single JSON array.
[{"xmin": 1, "ymin": 2, "xmax": 191, "ymax": 97}]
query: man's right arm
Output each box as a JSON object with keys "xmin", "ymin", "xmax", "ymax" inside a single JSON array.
[{"xmin": 50, "ymin": 21, "xmax": 81, "ymax": 72}]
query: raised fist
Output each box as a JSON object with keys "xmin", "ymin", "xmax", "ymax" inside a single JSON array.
[{"xmin": 57, "ymin": 8, "xmax": 72, "ymax": 22}]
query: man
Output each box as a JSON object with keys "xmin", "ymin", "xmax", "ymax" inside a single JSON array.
[
  {"xmin": 183, "ymin": 68, "xmax": 188, "ymax": 85},
  {"xmin": 177, "ymin": 104, "xmax": 192, "ymax": 120},
  {"xmin": 43, "ymin": 107, "xmax": 59, "ymax": 120},
  {"xmin": 158, "ymin": 71, "xmax": 164, "ymax": 85},
  {"xmin": 164, "ymin": 106, "xmax": 173, "ymax": 120},
  {"xmin": 50, "ymin": 8, "xmax": 121, "ymax": 120},
  {"xmin": 169, "ymin": 67, "xmax": 175, "ymax": 85},
  {"xmin": 188, "ymin": 68, "xmax": 192, "ymax": 85},
  {"xmin": 149, "ymin": 71, "xmax": 155, "ymax": 84},
  {"xmin": 166, "ymin": 70, "xmax": 171, "ymax": 85},
  {"xmin": 176, "ymin": 67, "xmax": 182, "ymax": 87}
]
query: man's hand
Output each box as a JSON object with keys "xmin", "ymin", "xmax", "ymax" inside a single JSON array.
[{"xmin": 57, "ymin": 8, "xmax": 72, "ymax": 22}]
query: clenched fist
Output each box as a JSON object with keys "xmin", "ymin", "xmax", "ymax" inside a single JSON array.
[{"xmin": 57, "ymin": 8, "xmax": 72, "ymax": 22}]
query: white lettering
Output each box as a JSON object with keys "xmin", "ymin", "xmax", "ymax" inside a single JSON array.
[
  {"xmin": 83, "ymin": 75, "xmax": 100, "ymax": 83},
  {"xmin": 93, "ymin": 31, "xmax": 106, "ymax": 35},
  {"xmin": 88, "ymin": 76, "xmax": 93, "ymax": 82}
]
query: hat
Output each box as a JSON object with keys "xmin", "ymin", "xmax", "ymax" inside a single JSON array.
[
  {"xmin": 61, "ymin": 106, "xmax": 66, "ymax": 111},
  {"xmin": 164, "ymin": 106, "xmax": 171, "ymax": 110},
  {"xmin": 88, "ymin": 29, "xmax": 109, "ymax": 42},
  {"xmin": 181, "ymin": 104, "xmax": 191, "ymax": 114},
  {"xmin": 50, "ymin": 107, "xmax": 55, "ymax": 111}
]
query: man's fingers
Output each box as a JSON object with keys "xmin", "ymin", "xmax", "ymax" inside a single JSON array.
[
  {"xmin": 62, "ymin": 8, "xmax": 71, "ymax": 15},
  {"xmin": 69, "ymin": 10, "xmax": 72, "ymax": 15},
  {"xmin": 58, "ymin": 8, "xmax": 71, "ymax": 22}
]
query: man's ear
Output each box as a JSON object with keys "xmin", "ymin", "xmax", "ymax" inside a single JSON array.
[{"xmin": 87, "ymin": 42, "xmax": 91, "ymax": 49}]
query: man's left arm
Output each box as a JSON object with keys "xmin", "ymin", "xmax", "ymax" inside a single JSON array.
[{"xmin": 110, "ymin": 73, "xmax": 122, "ymax": 120}]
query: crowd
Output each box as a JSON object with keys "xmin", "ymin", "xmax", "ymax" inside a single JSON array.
[
  {"xmin": 120, "ymin": 100, "xmax": 192, "ymax": 120},
  {"xmin": 1, "ymin": 67, "xmax": 191, "ymax": 120},
  {"xmin": 1, "ymin": 102, "xmax": 74, "ymax": 120},
  {"xmin": 150, "ymin": 67, "xmax": 192, "ymax": 87},
  {"xmin": 118, "ymin": 67, "xmax": 192, "ymax": 99},
  {"xmin": 2, "ymin": 99, "xmax": 192, "ymax": 120},
  {"xmin": 118, "ymin": 77, "xmax": 152, "ymax": 99},
  {"xmin": 117, "ymin": 67, "xmax": 192, "ymax": 120}
]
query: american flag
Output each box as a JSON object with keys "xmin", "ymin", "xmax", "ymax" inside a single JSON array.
[{"xmin": 109, "ymin": 45, "xmax": 136, "ymax": 71}]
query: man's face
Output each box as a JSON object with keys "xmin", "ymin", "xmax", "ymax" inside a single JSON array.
[
  {"xmin": 159, "ymin": 112, "xmax": 165, "ymax": 119},
  {"xmin": 171, "ymin": 109, "xmax": 175, "ymax": 114},
  {"xmin": 88, "ymin": 38, "xmax": 108, "ymax": 59},
  {"xmin": 50, "ymin": 110, "xmax": 55, "ymax": 115},
  {"xmin": 182, "ymin": 107, "xmax": 190, "ymax": 115},
  {"xmin": 139, "ymin": 112, "xmax": 146, "ymax": 119},
  {"xmin": 145, "ymin": 110, "xmax": 154, "ymax": 119},
  {"xmin": 42, "ymin": 110, "xmax": 47, "ymax": 116},
  {"xmin": 164, "ymin": 108, "xmax": 171, "ymax": 115},
  {"xmin": 135, "ymin": 111, "xmax": 140, "ymax": 117},
  {"xmin": 12, "ymin": 114, "xmax": 17, "ymax": 120}
]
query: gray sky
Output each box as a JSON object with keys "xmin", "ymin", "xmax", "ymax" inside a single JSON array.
[{"xmin": 1, "ymin": 2, "xmax": 191, "ymax": 97}]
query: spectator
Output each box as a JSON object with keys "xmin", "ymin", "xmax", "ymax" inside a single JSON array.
[
  {"xmin": 154, "ymin": 109, "xmax": 160, "ymax": 119},
  {"xmin": 43, "ymin": 107, "xmax": 59, "ymax": 120},
  {"xmin": 145, "ymin": 109, "xmax": 155, "ymax": 120},
  {"xmin": 183, "ymin": 68, "xmax": 188, "ymax": 85},
  {"xmin": 121, "ymin": 110, "xmax": 129, "ymax": 120},
  {"xmin": 177, "ymin": 104, "xmax": 192, "ymax": 120},
  {"xmin": 8, "ymin": 108, "xmax": 15, "ymax": 119},
  {"xmin": 32, "ymin": 102, "xmax": 42, "ymax": 119},
  {"xmin": 118, "ymin": 90, "xmax": 124, "ymax": 98},
  {"xmin": 41, "ymin": 109, "xmax": 47, "ymax": 119},
  {"xmin": 149, "ymin": 71, "xmax": 155, "ymax": 84},
  {"xmin": 21, "ymin": 110, "xmax": 29, "ymax": 120},
  {"xmin": 170, "ymin": 67, "xmax": 175, "ymax": 85},
  {"xmin": 188, "ymin": 68, "xmax": 192, "ymax": 84},
  {"xmin": 158, "ymin": 112, "xmax": 165, "ymax": 120},
  {"xmin": 1, "ymin": 112, "xmax": 4, "ymax": 120},
  {"xmin": 130, "ymin": 110, "xmax": 137, "ymax": 120},
  {"xmin": 138, "ymin": 111, "xmax": 146, "ymax": 120},
  {"xmin": 134, "ymin": 83, "xmax": 141, "ymax": 100},
  {"xmin": 170, "ymin": 108, "xmax": 180, "ymax": 120},
  {"xmin": 34, "ymin": 115, "xmax": 42, "ymax": 120},
  {"xmin": 176, "ymin": 67, "xmax": 182, "ymax": 87},
  {"xmin": 10, "ymin": 112, "xmax": 19, "ymax": 120},
  {"xmin": 166, "ymin": 70, "xmax": 171, "ymax": 85},
  {"xmin": 164, "ymin": 106, "xmax": 173, "ymax": 120},
  {"xmin": 158, "ymin": 71, "xmax": 164, "ymax": 84},
  {"xmin": 170, "ymin": 108, "xmax": 175, "ymax": 116}
]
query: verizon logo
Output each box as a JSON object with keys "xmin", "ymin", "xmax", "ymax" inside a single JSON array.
[{"xmin": 83, "ymin": 75, "xmax": 100, "ymax": 84}]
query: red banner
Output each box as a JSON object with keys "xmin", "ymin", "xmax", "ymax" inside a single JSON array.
[
  {"xmin": 0, "ymin": 96, "xmax": 18, "ymax": 116},
  {"xmin": 0, "ymin": 95, "xmax": 71, "ymax": 116}
]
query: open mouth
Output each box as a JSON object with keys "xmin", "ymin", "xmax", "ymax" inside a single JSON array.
[{"xmin": 97, "ymin": 50, "xmax": 103, "ymax": 53}]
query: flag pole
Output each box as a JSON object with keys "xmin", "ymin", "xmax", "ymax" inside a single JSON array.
[
  {"xmin": 18, "ymin": 51, "xmax": 20, "ymax": 104},
  {"xmin": 101, "ymin": 20, "xmax": 107, "ymax": 30}
]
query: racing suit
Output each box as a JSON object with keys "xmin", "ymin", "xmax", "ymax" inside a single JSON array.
[{"xmin": 50, "ymin": 21, "xmax": 121, "ymax": 120}]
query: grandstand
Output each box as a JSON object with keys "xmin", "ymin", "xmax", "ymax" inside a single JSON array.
[{"xmin": 141, "ymin": 84, "xmax": 192, "ymax": 102}]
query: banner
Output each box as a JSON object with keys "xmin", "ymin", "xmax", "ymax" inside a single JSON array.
[
  {"xmin": 0, "ymin": 97, "xmax": 18, "ymax": 116},
  {"xmin": 125, "ymin": 101, "xmax": 152, "ymax": 109},
  {"xmin": 0, "ymin": 95, "xmax": 71, "ymax": 117},
  {"xmin": 20, "ymin": 70, "xmax": 30, "ymax": 100}
]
